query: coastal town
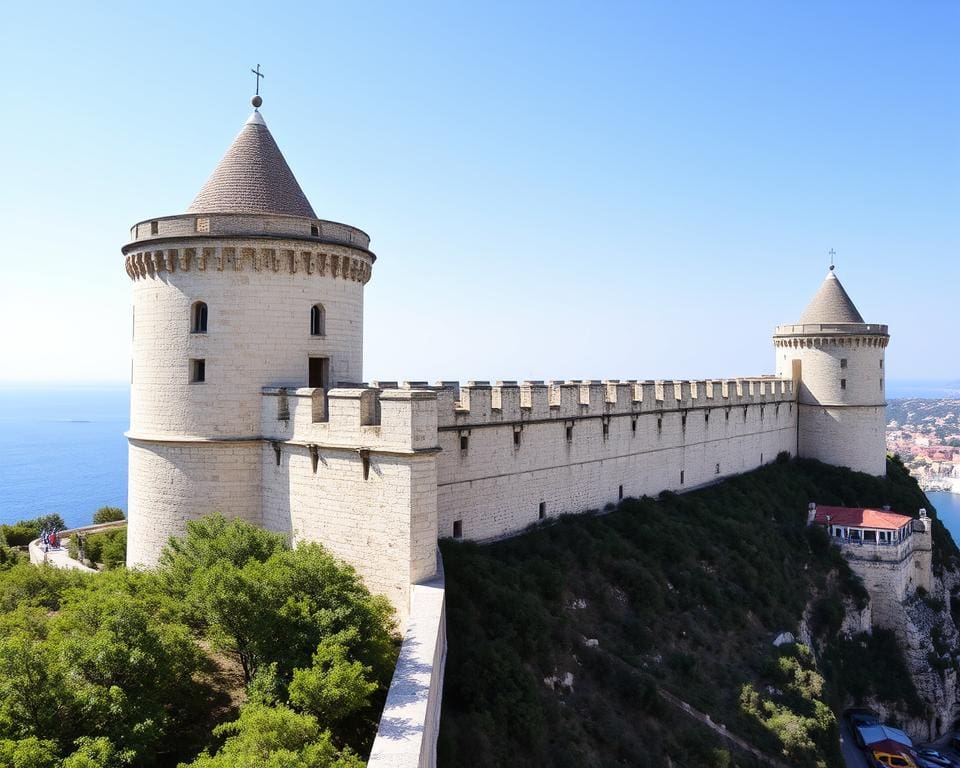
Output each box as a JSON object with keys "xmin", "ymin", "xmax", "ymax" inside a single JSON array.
[{"xmin": 887, "ymin": 398, "xmax": 960, "ymax": 493}]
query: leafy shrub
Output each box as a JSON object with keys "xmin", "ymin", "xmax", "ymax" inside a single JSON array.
[{"xmin": 91, "ymin": 506, "xmax": 125, "ymax": 524}]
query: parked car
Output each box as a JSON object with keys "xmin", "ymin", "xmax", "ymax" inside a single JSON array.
[
  {"xmin": 916, "ymin": 749, "xmax": 959, "ymax": 768},
  {"xmin": 869, "ymin": 751, "xmax": 917, "ymax": 768}
]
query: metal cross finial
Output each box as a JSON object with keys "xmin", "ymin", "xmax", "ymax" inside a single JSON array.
[
  {"xmin": 828, "ymin": 248, "xmax": 836, "ymax": 271},
  {"xmin": 251, "ymin": 64, "xmax": 265, "ymax": 96}
]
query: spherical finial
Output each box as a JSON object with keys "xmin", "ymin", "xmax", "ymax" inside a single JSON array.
[
  {"xmin": 252, "ymin": 94, "xmax": 263, "ymax": 109},
  {"xmin": 829, "ymin": 263, "xmax": 835, "ymax": 271}
]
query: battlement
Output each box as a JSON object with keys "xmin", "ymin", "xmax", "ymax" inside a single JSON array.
[
  {"xmin": 407, "ymin": 377, "xmax": 797, "ymax": 428},
  {"xmin": 261, "ymin": 386, "xmax": 439, "ymax": 454}
]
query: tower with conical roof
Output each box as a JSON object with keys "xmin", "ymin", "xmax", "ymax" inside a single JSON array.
[
  {"xmin": 773, "ymin": 267, "xmax": 889, "ymax": 476},
  {"xmin": 123, "ymin": 95, "xmax": 375, "ymax": 566}
]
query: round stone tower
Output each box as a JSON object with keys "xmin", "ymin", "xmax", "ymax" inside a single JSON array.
[
  {"xmin": 774, "ymin": 267, "xmax": 888, "ymax": 476},
  {"xmin": 124, "ymin": 99, "xmax": 375, "ymax": 566}
]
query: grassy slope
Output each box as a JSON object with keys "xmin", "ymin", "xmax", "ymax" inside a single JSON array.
[{"xmin": 438, "ymin": 457, "xmax": 957, "ymax": 768}]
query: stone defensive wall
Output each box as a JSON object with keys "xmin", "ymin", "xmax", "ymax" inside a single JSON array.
[
  {"xmin": 430, "ymin": 378, "xmax": 798, "ymax": 541},
  {"xmin": 260, "ymin": 386, "xmax": 440, "ymax": 625},
  {"xmin": 260, "ymin": 378, "xmax": 798, "ymax": 584}
]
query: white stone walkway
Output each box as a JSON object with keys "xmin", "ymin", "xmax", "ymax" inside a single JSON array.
[{"xmin": 28, "ymin": 538, "xmax": 96, "ymax": 572}]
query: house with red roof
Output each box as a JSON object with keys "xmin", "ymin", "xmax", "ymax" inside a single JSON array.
[{"xmin": 807, "ymin": 503, "xmax": 932, "ymax": 632}]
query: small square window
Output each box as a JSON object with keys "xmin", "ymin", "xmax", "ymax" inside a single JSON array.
[
  {"xmin": 453, "ymin": 520, "xmax": 463, "ymax": 539},
  {"xmin": 190, "ymin": 358, "xmax": 206, "ymax": 383},
  {"xmin": 840, "ymin": 378, "xmax": 847, "ymax": 390},
  {"xmin": 460, "ymin": 434, "xmax": 469, "ymax": 451},
  {"xmin": 195, "ymin": 217, "xmax": 210, "ymax": 233},
  {"xmin": 840, "ymin": 358, "xmax": 848, "ymax": 369},
  {"xmin": 310, "ymin": 224, "xmax": 319, "ymax": 237},
  {"xmin": 538, "ymin": 502, "xmax": 546, "ymax": 520}
]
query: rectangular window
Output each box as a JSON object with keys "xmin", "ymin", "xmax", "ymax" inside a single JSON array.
[
  {"xmin": 453, "ymin": 520, "xmax": 463, "ymax": 539},
  {"xmin": 681, "ymin": 413, "xmax": 687, "ymax": 431},
  {"xmin": 880, "ymin": 359, "xmax": 883, "ymax": 369},
  {"xmin": 150, "ymin": 220, "xmax": 159, "ymax": 235},
  {"xmin": 715, "ymin": 463, "xmax": 720, "ymax": 475},
  {"xmin": 310, "ymin": 224, "xmax": 319, "ymax": 237},
  {"xmin": 618, "ymin": 485, "xmax": 624, "ymax": 500},
  {"xmin": 704, "ymin": 411, "xmax": 710, "ymax": 424},
  {"xmin": 602, "ymin": 420, "xmax": 609, "ymax": 438},
  {"xmin": 657, "ymin": 417, "xmax": 663, "ymax": 434},
  {"xmin": 631, "ymin": 418, "xmax": 637, "ymax": 434},
  {"xmin": 840, "ymin": 378, "xmax": 847, "ymax": 390},
  {"xmin": 840, "ymin": 358, "xmax": 848, "ymax": 369},
  {"xmin": 513, "ymin": 429, "xmax": 521, "ymax": 447},
  {"xmin": 566, "ymin": 424, "xmax": 573, "ymax": 443},
  {"xmin": 538, "ymin": 502, "xmax": 546, "ymax": 520},
  {"xmin": 680, "ymin": 470, "xmax": 685, "ymax": 485},
  {"xmin": 190, "ymin": 358, "xmax": 205, "ymax": 383},
  {"xmin": 460, "ymin": 434, "xmax": 469, "ymax": 451}
]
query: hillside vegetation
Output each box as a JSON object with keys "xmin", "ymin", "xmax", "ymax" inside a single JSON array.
[{"xmin": 439, "ymin": 456, "xmax": 955, "ymax": 768}]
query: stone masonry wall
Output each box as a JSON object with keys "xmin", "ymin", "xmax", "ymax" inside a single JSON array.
[
  {"xmin": 431, "ymin": 379, "xmax": 797, "ymax": 542},
  {"xmin": 842, "ymin": 523, "xmax": 933, "ymax": 630},
  {"xmin": 126, "ymin": 438, "xmax": 262, "ymax": 567},
  {"xmin": 260, "ymin": 388, "xmax": 440, "ymax": 624}
]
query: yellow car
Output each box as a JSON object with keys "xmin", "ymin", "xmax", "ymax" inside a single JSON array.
[{"xmin": 871, "ymin": 751, "xmax": 917, "ymax": 768}]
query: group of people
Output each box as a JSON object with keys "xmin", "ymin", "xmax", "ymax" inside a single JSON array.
[{"xmin": 41, "ymin": 526, "xmax": 62, "ymax": 553}]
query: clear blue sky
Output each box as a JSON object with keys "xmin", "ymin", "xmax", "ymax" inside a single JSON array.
[{"xmin": 1, "ymin": 1, "xmax": 956, "ymax": 384}]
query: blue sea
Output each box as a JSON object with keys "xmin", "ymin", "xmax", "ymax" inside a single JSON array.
[
  {"xmin": 0, "ymin": 385, "xmax": 129, "ymax": 529},
  {"xmin": 0, "ymin": 383, "xmax": 959, "ymax": 538}
]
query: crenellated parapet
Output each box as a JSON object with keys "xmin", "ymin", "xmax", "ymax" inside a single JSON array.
[
  {"xmin": 417, "ymin": 377, "xmax": 796, "ymax": 428},
  {"xmin": 124, "ymin": 240, "xmax": 373, "ymax": 283},
  {"xmin": 261, "ymin": 386, "xmax": 439, "ymax": 456}
]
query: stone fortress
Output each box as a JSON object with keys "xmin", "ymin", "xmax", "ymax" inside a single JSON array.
[{"xmin": 124, "ymin": 97, "xmax": 892, "ymax": 623}]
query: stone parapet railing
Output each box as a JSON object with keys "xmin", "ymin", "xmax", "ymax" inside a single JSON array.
[
  {"xmin": 126, "ymin": 212, "xmax": 371, "ymax": 251},
  {"xmin": 773, "ymin": 322, "xmax": 889, "ymax": 337},
  {"xmin": 368, "ymin": 552, "xmax": 446, "ymax": 768}
]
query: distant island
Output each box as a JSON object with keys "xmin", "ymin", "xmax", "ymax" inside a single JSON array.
[{"xmin": 887, "ymin": 398, "xmax": 960, "ymax": 493}]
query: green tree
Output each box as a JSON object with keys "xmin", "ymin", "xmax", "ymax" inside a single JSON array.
[
  {"xmin": 181, "ymin": 704, "xmax": 364, "ymax": 768},
  {"xmin": 0, "ymin": 737, "xmax": 60, "ymax": 768},
  {"xmin": 92, "ymin": 507, "xmax": 126, "ymax": 525},
  {"xmin": 288, "ymin": 631, "xmax": 379, "ymax": 726}
]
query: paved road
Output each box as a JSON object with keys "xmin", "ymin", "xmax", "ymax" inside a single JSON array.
[{"xmin": 839, "ymin": 719, "xmax": 869, "ymax": 768}]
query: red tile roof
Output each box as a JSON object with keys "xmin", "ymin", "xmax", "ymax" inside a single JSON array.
[{"xmin": 813, "ymin": 506, "xmax": 912, "ymax": 530}]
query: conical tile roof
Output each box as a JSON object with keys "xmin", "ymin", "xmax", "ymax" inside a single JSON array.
[
  {"xmin": 187, "ymin": 111, "xmax": 316, "ymax": 218},
  {"xmin": 798, "ymin": 270, "xmax": 865, "ymax": 324}
]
